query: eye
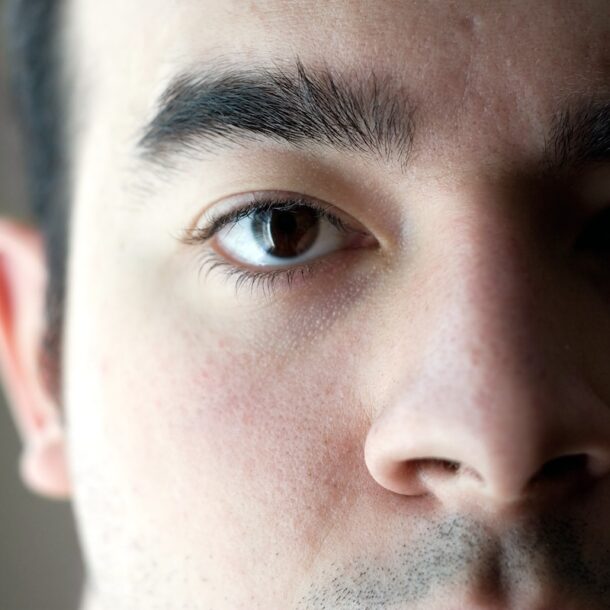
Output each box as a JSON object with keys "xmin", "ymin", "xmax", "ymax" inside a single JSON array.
[
  {"xmin": 212, "ymin": 199, "xmax": 366, "ymax": 267},
  {"xmin": 181, "ymin": 194, "xmax": 376, "ymax": 297},
  {"xmin": 576, "ymin": 207, "xmax": 610, "ymax": 256}
]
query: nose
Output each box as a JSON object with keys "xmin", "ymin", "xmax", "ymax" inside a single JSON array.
[{"xmin": 364, "ymin": 205, "xmax": 610, "ymax": 510}]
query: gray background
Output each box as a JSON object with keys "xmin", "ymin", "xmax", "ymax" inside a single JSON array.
[{"xmin": 0, "ymin": 1, "xmax": 85, "ymax": 608}]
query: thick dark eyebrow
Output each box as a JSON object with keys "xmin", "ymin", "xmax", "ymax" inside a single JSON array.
[
  {"xmin": 138, "ymin": 59, "xmax": 609, "ymax": 177},
  {"xmin": 137, "ymin": 59, "xmax": 415, "ymax": 168},
  {"xmin": 546, "ymin": 100, "xmax": 610, "ymax": 171}
]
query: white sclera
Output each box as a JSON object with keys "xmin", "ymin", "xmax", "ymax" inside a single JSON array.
[{"xmin": 216, "ymin": 211, "xmax": 349, "ymax": 268}]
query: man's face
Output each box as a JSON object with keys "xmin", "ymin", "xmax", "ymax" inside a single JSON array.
[{"xmin": 61, "ymin": 1, "xmax": 610, "ymax": 608}]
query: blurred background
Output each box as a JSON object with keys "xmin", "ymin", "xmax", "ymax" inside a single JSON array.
[{"xmin": 0, "ymin": 0, "xmax": 85, "ymax": 608}]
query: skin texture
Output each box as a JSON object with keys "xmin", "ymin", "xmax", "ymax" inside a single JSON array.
[{"xmin": 2, "ymin": 1, "xmax": 610, "ymax": 609}]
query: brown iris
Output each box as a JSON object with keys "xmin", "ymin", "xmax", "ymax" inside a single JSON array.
[{"xmin": 253, "ymin": 206, "xmax": 320, "ymax": 259}]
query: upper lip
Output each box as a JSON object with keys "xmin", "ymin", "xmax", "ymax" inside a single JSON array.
[
  {"xmin": 419, "ymin": 584, "xmax": 601, "ymax": 610},
  {"xmin": 435, "ymin": 601, "xmax": 580, "ymax": 610},
  {"xmin": 437, "ymin": 595, "xmax": 598, "ymax": 610}
]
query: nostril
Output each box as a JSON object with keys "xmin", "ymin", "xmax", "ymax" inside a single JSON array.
[
  {"xmin": 414, "ymin": 458, "xmax": 485, "ymax": 497},
  {"xmin": 417, "ymin": 458, "xmax": 461, "ymax": 474},
  {"xmin": 415, "ymin": 458, "xmax": 477, "ymax": 485},
  {"xmin": 438, "ymin": 459, "xmax": 461, "ymax": 473},
  {"xmin": 531, "ymin": 453, "xmax": 589, "ymax": 483}
]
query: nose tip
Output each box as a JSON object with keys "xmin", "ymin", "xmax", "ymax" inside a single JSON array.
[{"xmin": 364, "ymin": 418, "xmax": 610, "ymax": 509}]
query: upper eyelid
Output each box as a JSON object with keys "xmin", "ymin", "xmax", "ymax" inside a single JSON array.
[{"xmin": 180, "ymin": 194, "xmax": 368, "ymax": 245}]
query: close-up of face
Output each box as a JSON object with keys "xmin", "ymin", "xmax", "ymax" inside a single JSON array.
[{"xmin": 1, "ymin": 1, "xmax": 610, "ymax": 609}]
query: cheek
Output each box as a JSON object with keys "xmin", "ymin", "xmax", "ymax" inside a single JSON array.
[
  {"xmin": 71, "ymin": 299, "xmax": 372, "ymax": 573},
  {"xmin": 171, "ymin": 330, "xmax": 371, "ymax": 553}
]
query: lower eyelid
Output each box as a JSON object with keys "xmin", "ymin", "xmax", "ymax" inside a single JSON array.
[{"xmin": 194, "ymin": 249, "xmax": 320, "ymax": 298}]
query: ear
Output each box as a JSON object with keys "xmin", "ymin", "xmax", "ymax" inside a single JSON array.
[{"xmin": 0, "ymin": 218, "xmax": 70, "ymax": 500}]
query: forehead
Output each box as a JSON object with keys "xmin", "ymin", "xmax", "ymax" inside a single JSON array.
[{"xmin": 66, "ymin": 0, "xmax": 609, "ymax": 168}]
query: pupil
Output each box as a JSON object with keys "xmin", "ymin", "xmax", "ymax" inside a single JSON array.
[{"xmin": 259, "ymin": 206, "xmax": 319, "ymax": 258}]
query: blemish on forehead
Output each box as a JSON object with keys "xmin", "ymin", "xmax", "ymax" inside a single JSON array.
[{"xmin": 458, "ymin": 13, "xmax": 483, "ymax": 32}]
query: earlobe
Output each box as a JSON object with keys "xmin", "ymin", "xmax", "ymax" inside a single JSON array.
[
  {"xmin": 20, "ymin": 414, "xmax": 71, "ymax": 499},
  {"xmin": 0, "ymin": 218, "xmax": 71, "ymax": 500}
]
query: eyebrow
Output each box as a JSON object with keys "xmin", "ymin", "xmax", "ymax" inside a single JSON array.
[
  {"xmin": 546, "ymin": 100, "xmax": 610, "ymax": 170},
  {"xmin": 137, "ymin": 59, "xmax": 415, "ymax": 168},
  {"xmin": 137, "ymin": 58, "xmax": 610, "ymax": 176}
]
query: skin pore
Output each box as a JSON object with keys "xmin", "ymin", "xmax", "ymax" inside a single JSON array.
[{"xmin": 3, "ymin": 1, "xmax": 610, "ymax": 609}]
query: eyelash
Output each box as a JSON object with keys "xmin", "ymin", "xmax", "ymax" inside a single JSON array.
[{"xmin": 181, "ymin": 197, "xmax": 356, "ymax": 298}]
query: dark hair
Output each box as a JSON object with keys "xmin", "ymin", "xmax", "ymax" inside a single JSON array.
[{"xmin": 6, "ymin": 0, "xmax": 67, "ymax": 403}]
